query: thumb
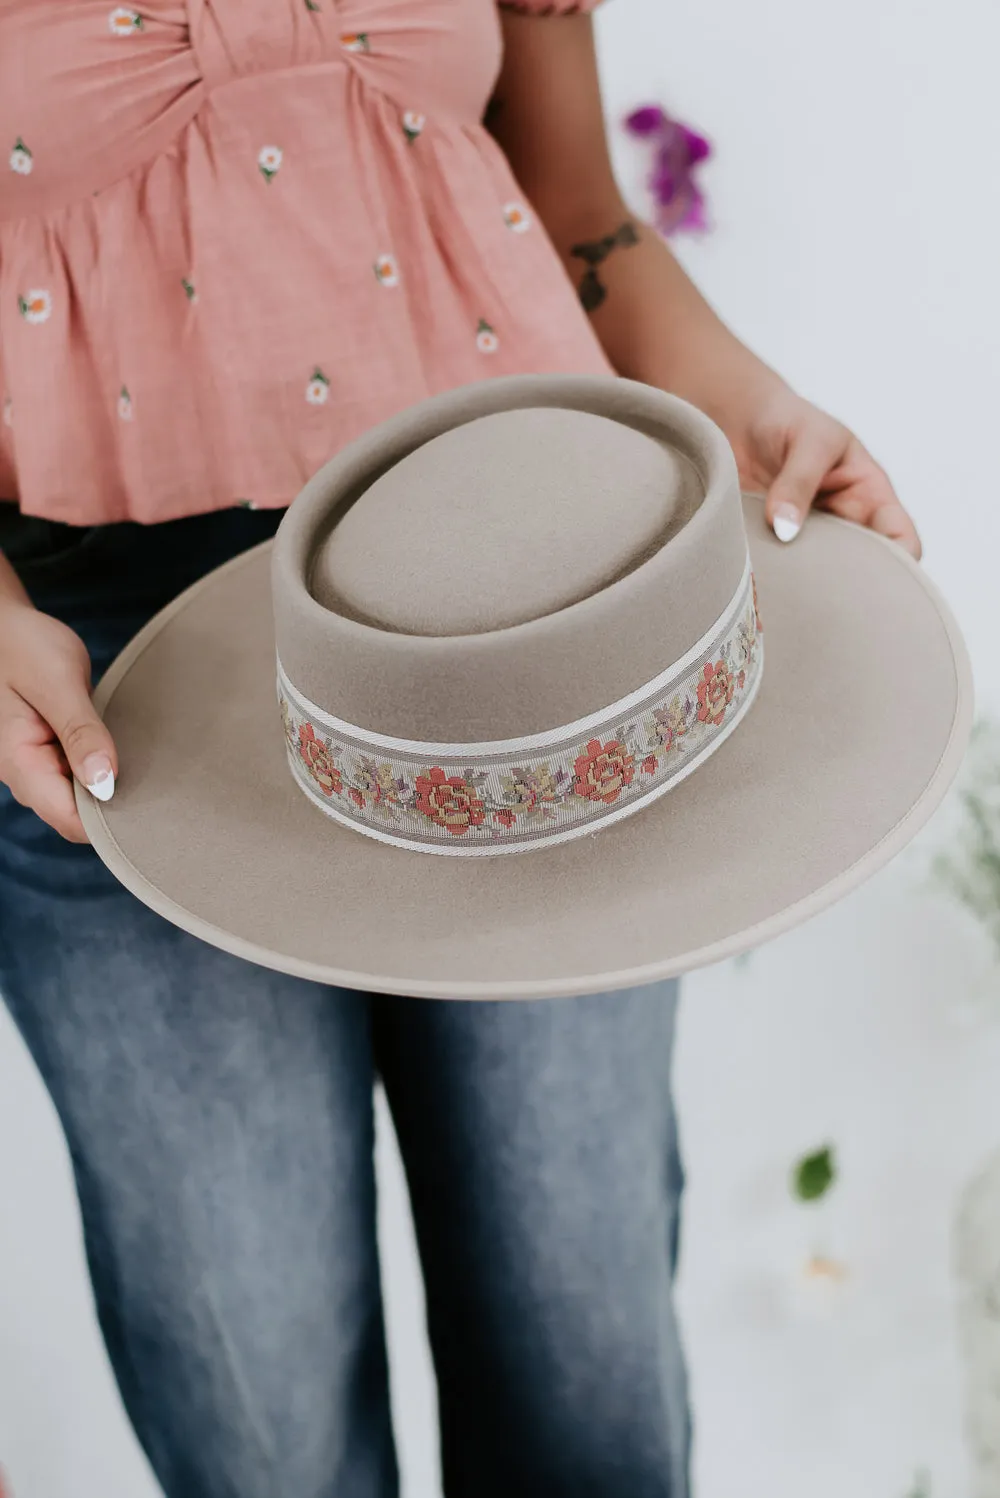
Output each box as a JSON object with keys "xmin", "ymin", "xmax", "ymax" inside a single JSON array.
[
  {"xmin": 764, "ymin": 433, "xmax": 836, "ymax": 545},
  {"xmin": 45, "ymin": 674, "xmax": 118, "ymax": 803}
]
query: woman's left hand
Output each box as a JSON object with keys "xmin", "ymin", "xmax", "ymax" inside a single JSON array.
[{"xmin": 728, "ymin": 382, "xmax": 922, "ymax": 558}]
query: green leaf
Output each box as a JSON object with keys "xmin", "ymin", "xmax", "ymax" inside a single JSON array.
[{"xmin": 792, "ymin": 1145, "xmax": 837, "ymax": 1202}]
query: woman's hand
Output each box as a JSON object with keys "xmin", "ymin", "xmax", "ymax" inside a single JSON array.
[
  {"xmin": 0, "ymin": 596, "xmax": 117, "ymax": 842},
  {"xmin": 726, "ymin": 379, "xmax": 921, "ymax": 558}
]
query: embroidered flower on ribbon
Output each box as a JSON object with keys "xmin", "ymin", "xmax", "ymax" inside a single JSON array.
[
  {"xmin": 415, "ymin": 767, "xmax": 486, "ymax": 836},
  {"xmin": 279, "ymin": 696, "xmax": 297, "ymax": 750},
  {"xmin": 402, "ymin": 112, "xmax": 425, "ymax": 143},
  {"xmin": 476, "ymin": 319, "xmax": 499, "ymax": 354},
  {"xmin": 18, "ymin": 289, "xmax": 52, "ymax": 325},
  {"xmin": 374, "ymin": 254, "xmax": 400, "ymax": 287},
  {"xmin": 258, "ymin": 146, "xmax": 283, "ymax": 183},
  {"xmin": 501, "ymin": 764, "xmax": 562, "ymax": 816},
  {"xmin": 624, "ymin": 104, "xmax": 711, "ymax": 237},
  {"xmin": 182, "ymin": 278, "xmax": 197, "ymax": 304},
  {"xmin": 109, "ymin": 7, "xmax": 144, "ymax": 34},
  {"xmin": 503, "ymin": 202, "xmax": 531, "ymax": 233},
  {"xmin": 341, "ymin": 32, "xmax": 370, "ymax": 53},
  {"xmin": 117, "ymin": 386, "xmax": 133, "ymax": 421},
  {"xmin": 354, "ymin": 758, "xmax": 397, "ymax": 809},
  {"xmin": 304, "ymin": 0, "xmax": 321, "ymax": 10},
  {"xmin": 572, "ymin": 738, "xmax": 636, "ymax": 806},
  {"xmin": 9, "ymin": 138, "xmax": 32, "ymax": 176},
  {"xmin": 298, "ymin": 722, "xmax": 343, "ymax": 796},
  {"xmin": 697, "ymin": 660, "xmax": 736, "ymax": 727},
  {"xmin": 650, "ymin": 694, "xmax": 689, "ymax": 751},
  {"xmin": 306, "ymin": 368, "xmax": 330, "ymax": 405}
]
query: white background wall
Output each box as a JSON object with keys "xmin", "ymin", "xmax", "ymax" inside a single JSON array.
[{"xmin": 2, "ymin": 1, "xmax": 999, "ymax": 1494}]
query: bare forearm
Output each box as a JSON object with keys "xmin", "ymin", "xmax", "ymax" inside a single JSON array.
[{"xmin": 548, "ymin": 209, "xmax": 786, "ymax": 424}]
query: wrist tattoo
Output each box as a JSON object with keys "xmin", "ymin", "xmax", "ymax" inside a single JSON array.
[{"xmin": 570, "ymin": 221, "xmax": 640, "ymax": 312}]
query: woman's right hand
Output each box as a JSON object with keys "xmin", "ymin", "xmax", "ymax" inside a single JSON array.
[{"xmin": 0, "ymin": 596, "xmax": 117, "ymax": 843}]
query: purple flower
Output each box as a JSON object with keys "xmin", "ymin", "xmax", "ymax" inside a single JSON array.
[
  {"xmin": 625, "ymin": 105, "xmax": 668, "ymax": 138},
  {"xmin": 624, "ymin": 103, "xmax": 713, "ymax": 237}
]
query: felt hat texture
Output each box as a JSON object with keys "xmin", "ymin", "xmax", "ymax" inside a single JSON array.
[{"xmin": 77, "ymin": 375, "xmax": 973, "ymax": 998}]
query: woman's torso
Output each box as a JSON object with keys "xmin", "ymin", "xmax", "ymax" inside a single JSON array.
[{"xmin": 0, "ymin": 0, "xmax": 608, "ymax": 524}]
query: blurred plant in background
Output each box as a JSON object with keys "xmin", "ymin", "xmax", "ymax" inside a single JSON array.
[
  {"xmin": 934, "ymin": 720, "xmax": 1000, "ymax": 960},
  {"xmin": 624, "ymin": 105, "xmax": 713, "ymax": 237}
]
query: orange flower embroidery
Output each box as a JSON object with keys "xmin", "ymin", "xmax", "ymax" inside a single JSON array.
[
  {"xmin": 572, "ymin": 738, "xmax": 636, "ymax": 805},
  {"xmin": 697, "ymin": 660, "xmax": 736, "ymax": 727},
  {"xmin": 297, "ymin": 722, "xmax": 342, "ymax": 796},
  {"xmin": 415, "ymin": 767, "xmax": 486, "ymax": 836},
  {"xmin": 494, "ymin": 809, "xmax": 516, "ymax": 829},
  {"xmin": 641, "ymin": 754, "xmax": 658, "ymax": 775}
]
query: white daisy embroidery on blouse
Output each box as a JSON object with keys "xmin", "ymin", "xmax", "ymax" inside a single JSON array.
[
  {"xmin": 9, "ymin": 138, "xmax": 32, "ymax": 176},
  {"xmin": 258, "ymin": 146, "xmax": 283, "ymax": 183},
  {"xmin": 373, "ymin": 255, "xmax": 400, "ymax": 287},
  {"xmin": 306, "ymin": 369, "xmax": 331, "ymax": 405},
  {"xmin": 109, "ymin": 8, "xmax": 144, "ymax": 34},
  {"xmin": 503, "ymin": 202, "xmax": 531, "ymax": 234},
  {"xmin": 118, "ymin": 386, "xmax": 134, "ymax": 421},
  {"xmin": 18, "ymin": 289, "xmax": 52, "ymax": 324},
  {"xmin": 402, "ymin": 112, "xmax": 425, "ymax": 143},
  {"xmin": 341, "ymin": 33, "xmax": 371, "ymax": 53},
  {"xmin": 476, "ymin": 319, "xmax": 499, "ymax": 354}
]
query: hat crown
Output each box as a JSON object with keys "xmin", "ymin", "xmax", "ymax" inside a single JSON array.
[{"xmin": 311, "ymin": 408, "xmax": 703, "ymax": 636}]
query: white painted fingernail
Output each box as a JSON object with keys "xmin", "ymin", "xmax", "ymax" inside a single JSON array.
[
  {"xmin": 772, "ymin": 504, "xmax": 801, "ymax": 543},
  {"xmin": 82, "ymin": 754, "xmax": 115, "ymax": 802}
]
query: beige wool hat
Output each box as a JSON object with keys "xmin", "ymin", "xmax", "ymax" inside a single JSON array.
[{"xmin": 77, "ymin": 375, "xmax": 973, "ymax": 999}]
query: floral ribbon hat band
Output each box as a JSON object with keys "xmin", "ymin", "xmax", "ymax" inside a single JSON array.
[{"xmin": 78, "ymin": 376, "xmax": 972, "ymax": 998}]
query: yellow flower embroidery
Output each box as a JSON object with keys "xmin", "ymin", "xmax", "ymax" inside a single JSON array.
[
  {"xmin": 108, "ymin": 8, "xmax": 144, "ymax": 34},
  {"xmin": 18, "ymin": 289, "xmax": 52, "ymax": 324},
  {"xmin": 305, "ymin": 368, "xmax": 330, "ymax": 405},
  {"xmin": 476, "ymin": 319, "xmax": 499, "ymax": 354},
  {"xmin": 374, "ymin": 255, "xmax": 400, "ymax": 287},
  {"xmin": 258, "ymin": 146, "xmax": 283, "ymax": 182},
  {"xmin": 503, "ymin": 202, "xmax": 531, "ymax": 234},
  {"xmin": 9, "ymin": 138, "xmax": 32, "ymax": 176}
]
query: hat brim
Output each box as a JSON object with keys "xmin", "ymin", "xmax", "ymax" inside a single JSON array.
[{"xmin": 77, "ymin": 498, "xmax": 972, "ymax": 999}]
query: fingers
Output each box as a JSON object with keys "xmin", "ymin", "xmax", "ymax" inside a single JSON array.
[
  {"xmin": 765, "ymin": 426, "xmax": 847, "ymax": 545},
  {"xmin": 867, "ymin": 497, "xmax": 923, "ymax": 560},
  {"xmin": 0, "ymin": 698, "xmax": 90, "ymax": 842},
  {"xmin": 15, "ymin": 745, "xmax": 90, "ymax": 843},
  {"xmin": 21, "ymin": 645, "xmax": 118, "ymax": 803},
  {"xmin": 818, "ymin": 441, "xmax": 923, "ymax": 560}
]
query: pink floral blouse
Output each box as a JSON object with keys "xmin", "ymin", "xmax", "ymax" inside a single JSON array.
[{"xmin": 0, "ymin": 0, "xmax": 611, "ymax": 524}]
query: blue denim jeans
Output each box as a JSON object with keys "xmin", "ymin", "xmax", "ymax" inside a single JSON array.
[{"xmin": 0, "ymin": 507, "xmax": 690, "ymax": 1498}]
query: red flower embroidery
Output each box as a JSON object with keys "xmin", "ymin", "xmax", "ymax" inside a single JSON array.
[
  {"xmin": 641, "ymin": 754, "xmax": 658, "ymax": 775},
  {"xmin": 494, "ymin": 809, "xmax": 516, "ymax": 829},
  {"xmin": 349, "ymin": 787, "xmax": 365, "ymax": 809},
  {"xmin": 297, "ymin": 722, "xmax": 342, "ymax": 796},
  {"xmin": 697, "ymin": 661, "xmax": 735, "ymax": 727},
  {"xmin": 572, "ymin": 738, "xmax": 636, "ymax": 805},
  {"xmin": 753, "ymin": 575, "xmax": 763, "ymax": 633},
  {"xmin": 414, "ymin": 767, "xmax": 486, "ymax": 836}
]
